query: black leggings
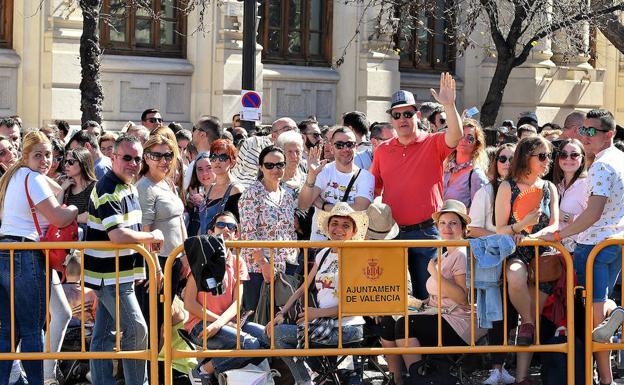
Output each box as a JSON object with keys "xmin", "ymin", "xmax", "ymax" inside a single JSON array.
[{"xmin": 383, "ymin": 315, "xmax": 467, "ymax": 347}]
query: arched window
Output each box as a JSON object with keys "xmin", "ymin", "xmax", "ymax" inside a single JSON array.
[
  {"xmin": 258, "ymin": 0, "xmax": 333, "ymax": 66},
  {"xmin": 0, "ymin": 0, "xmax": 13, "ymax": 48},
  {"xmin": 395, "ymin": 1, "xmax": 455, "ymax": 72},
  {"xmin": 100, "ymin": 0, "xmax": 186, "ymax": 58}
]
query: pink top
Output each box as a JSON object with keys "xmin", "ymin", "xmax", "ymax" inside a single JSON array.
[
  {"xmin": 426, "ymin": 247, "xmax": 486, "ymax": 344},
  {"xmin": 185, "ymin": 252, "xmax": 250, "ymax": 332},
  {"xmin": 558, "ymin": 177, "xmax": 590, "ymax": 251}
]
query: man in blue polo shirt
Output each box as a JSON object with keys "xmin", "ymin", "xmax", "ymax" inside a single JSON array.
[{"xmin": 85, "ymin": 134, "xmax": 164, "ymax": 385}]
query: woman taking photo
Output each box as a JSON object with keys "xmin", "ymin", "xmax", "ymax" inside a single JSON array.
[
  {"xmin": 495, "ymin": 136, "xmax": 559, "ymax": 385},
  {"xmin": 186, "ymin": 152, "xmax": 216, "ymax": 236},
  {"xmin": 203, "ymin": 139, "xmax": 243, "ymax": 224},
  {"xmin": 442, "ymin": 119, "xmax": 489, "ymax": 209},
  {"xmin": 136, "ymin": 134, "xmax": 186, "ymax": 337},
  {"xmin": 58, "ymin": 148, "xmax": 97, "ymax": 228},
  {"xmin": 265, "ymin": 203, "xmax": 368, "ymax": 385},
  {"xmin": 0, "ymin": 131, "xmax": 78, "ymax": 385},
  {"xmin": 238, "ymin": 145, "xmax": 298, "ymax": 313},
  {"xmin": 552, "ymin": 138, "xmax": 589, "ymax": 253}
]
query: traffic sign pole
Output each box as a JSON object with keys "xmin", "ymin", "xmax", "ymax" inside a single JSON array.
[{"xmin": 241, "ymin": 0, "xmax": 257, "ymax": 136}]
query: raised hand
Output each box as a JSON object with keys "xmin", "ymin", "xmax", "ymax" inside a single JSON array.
[
  {"xmin": 430, "ymin": 72, "xmax": 457, "ymax": 106},
  {"xmin": 307, "ymin": 146, "xmax": 328, "ymax": 178}
]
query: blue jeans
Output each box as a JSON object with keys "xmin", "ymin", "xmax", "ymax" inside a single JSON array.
[
  {"xmin": 398, "ymin": 225, "xmax": 440, "ymax": 300},
  {"xmin": 90, "ymin": 283, "xmax": 148, "ymax": 385},
  {"xmin": 574, "ymin": 243, "xmax": 622, "ymax": 302},
  {"xmin": 189, "ymin": 321, "xmax": 267, "ymax": 373},
  {"xmin": 268, "ymin": 323, "xmax": 363, "ymax": 384},
  {"xmin": 0, "ymin": 244, "xmax": 46, "ymax": 385}
]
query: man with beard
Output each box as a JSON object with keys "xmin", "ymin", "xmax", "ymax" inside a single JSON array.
[
  {"xmin": 298, "ymin": 119, "xmax": 322, "ymax": 160},
  {"xmin": 298, "ymin": 127, "xmax": 374, "ymax": 240}
]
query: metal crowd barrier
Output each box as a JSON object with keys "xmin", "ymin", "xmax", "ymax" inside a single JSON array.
[
  {"xmin": 163, "ymin": 239, "xmax": 576, "ymax": 385},
  {"xmin": 0, "ymin": 241, "xmax": 159, "ymax": 385},
  {"xmin": 584, "ymin": 238, "xmax": 624, "ymax": 384}
]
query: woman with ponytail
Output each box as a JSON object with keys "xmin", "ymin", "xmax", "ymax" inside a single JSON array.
[{"xmin": 0, "ymin": 131, "xmax": 78, "ymax": 385}]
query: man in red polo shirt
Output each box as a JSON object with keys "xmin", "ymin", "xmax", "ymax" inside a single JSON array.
[{"xmin": 370, "ymin": 72, "xmax": 463, "ymax": 299}]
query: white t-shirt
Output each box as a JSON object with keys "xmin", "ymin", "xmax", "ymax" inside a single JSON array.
[
  {"xmin": 310, "ymin": 162, "xmax": 374, "ymax": 241},
  {"xmin": 315, "ymin": 248, "xmax": 365, "ymax": 326},
  {"xmin": 0, "ymin": 167, "xmax": 54, "ymax": 241},
  {"xmin": 469, "ymin": 183, "xmax": 495, "ymax": 233}
]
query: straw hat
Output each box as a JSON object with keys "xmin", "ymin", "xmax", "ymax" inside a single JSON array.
[
  {"xmin": 366, "ymin": 198, "xmax": 399, "ymax": 240},
  {"xmin": 317, "ymin": 202, "xmax": 369, "ymax": 241},
  {"xmin": 431, "ymin": 199, "xmax": 471, "ymax": 225}
]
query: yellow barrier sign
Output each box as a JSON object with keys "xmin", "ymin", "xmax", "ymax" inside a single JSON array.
[{"xmin": 340, "ymin": 247, "xmax": 406, "ymax": 315}]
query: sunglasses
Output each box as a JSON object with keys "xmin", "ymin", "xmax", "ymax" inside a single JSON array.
[
  {"xmin": 579, "ymin": 126, "xmax": 610, "ymax": 137},
  {"xmin": 147, "ymin": 117, "xmax": 163, "ymax": 124},
  {"xmin": 439, "ymin": 118, "xmax": 447, "ymax": 125},
  {"xmin": 559, "ymin": 151, "xmax": 581, "ymax": 160},
  {"xmin": 306, "ymin": 132, "xmax": 322, "ymax": 138},
  {"xmin": 117, "ymin": 154, "xmax": 143, "ymax": 164},
  {"xmin": 0, "ymin": 149, "xmax": 11, "ymax": 158},
  {"xmin": 209, "ymin": 153, "xmax": 230, "ymax": 162},
  {"xmin": 64, "ymin": 159, "xmax": 78, "ymax": 166},
  {"xmin": 215, "ymin": 221, "xmax": 237, "ymax": 231},
  {"xmin": 531, "ymin": 152, "xmax": 551, "ymax": 162},
  {"xmin": 496, "ymin": 155, "xmax": 513, "ymax": 164},
  {"xmin": 461, "ymin": 134, "xmax": 476, "ymax": 144},
  {"xmin": 262, "ymin": 161, "xmax": 286, "ymax": 170},
  {"xmin": 334, "ymin": 141, "xmax": 357, "ymax": 150},
  {"xmin": 146, "ymin": 151, "xmax": 174, "ymax": 162},
  {"xmin": 390, "ymin": 110, "xmax": 416, "ymax": 120},
  {"xmin": 54, "ymin": 156, "xmax": 64, "ymax": 163}
]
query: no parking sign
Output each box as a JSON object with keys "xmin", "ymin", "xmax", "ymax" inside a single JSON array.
[{"xmin": 240, "ymin": 90, "xmax": 262, "ymax": 122}]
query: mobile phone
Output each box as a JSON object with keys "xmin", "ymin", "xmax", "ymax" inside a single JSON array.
[{"xmin": 466, "ymin": 107, "xmax": 479, "ymax": 118}]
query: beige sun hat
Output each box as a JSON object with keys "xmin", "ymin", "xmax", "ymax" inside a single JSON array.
[
  {"xmin": 431, "ymin": 199, "xmax": 471, "ymax": 225},
  {"xmin": 366, "ymin": 198, "xmax": 400, "ymax": 240},
  {"xmin": 317, "ymin": 202, "xmax": 369, "ymax": 241}
]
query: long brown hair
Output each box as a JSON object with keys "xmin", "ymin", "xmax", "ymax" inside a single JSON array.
[
  {"xmin": 65, "ymin": 147, "xmax": 97, "ymax": 183},
  {"xmin": 552, "ymin": 138, "xmax": 587, "ymax": 189},
  {"xmin": 489, "ymin": 143, "xmax": 516, "ymax": 224},
  {"xmin": 509, "ymin": 136, "xmax": 553, "ymax": 181},
  {"xmin": 0, "ymin": 131, "xmax": 51, "ymax": 216}
]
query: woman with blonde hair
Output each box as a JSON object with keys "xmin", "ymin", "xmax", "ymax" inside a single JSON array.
[
  {"xmin": 442, "ymin": 118, "xmax": 489, "ymax": 209},
  {"xmin": 0, "ymin": 131, "xmax": 78, "ymax": 385}
]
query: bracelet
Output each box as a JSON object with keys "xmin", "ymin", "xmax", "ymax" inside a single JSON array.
[
  {"xmin": 510, "ymin": 224, "xmax": 517, "ymax": 234},
  {"xmin": 305, "ymin": 180, "xmax": 315, "ymax": 188}
]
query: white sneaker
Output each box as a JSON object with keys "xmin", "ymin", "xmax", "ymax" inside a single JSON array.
[
  {"xmin": 499, "ymin": 368, "xmax": 515, "ymax": 384},
  {"xmin": 593, "ymin": 306, "xmax": 624, "ymax": 342}
]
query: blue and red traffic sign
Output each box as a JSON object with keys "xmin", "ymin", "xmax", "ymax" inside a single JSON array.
[{"xmin": 241, "ymin": 91, "xmax": 262, "ymax": 108}]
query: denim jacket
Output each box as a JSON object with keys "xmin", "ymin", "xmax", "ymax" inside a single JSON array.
[{"xmin": 467, "ymin": 234, "xmax": 516, "ymax": 328}]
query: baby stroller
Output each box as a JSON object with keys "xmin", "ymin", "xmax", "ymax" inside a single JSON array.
[{"xmin": 58, "ymin": 322, "xmax": 93, "ymax": 385}]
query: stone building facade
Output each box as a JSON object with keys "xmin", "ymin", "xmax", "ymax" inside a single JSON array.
[{"xmin": 1, "ymin": 0, "xmax": 623, "ymax": 130}]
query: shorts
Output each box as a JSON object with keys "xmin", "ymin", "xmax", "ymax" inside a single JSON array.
[{"xmin": 574, "ymin": 243, "xmax": 622, "ymax": 302}]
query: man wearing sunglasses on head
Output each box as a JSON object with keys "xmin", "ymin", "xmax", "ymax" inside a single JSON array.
[
  {"xmin": 141, "ymin": 108, "xmax": 163, "ymax": 133},
  {"xmin": 68, "ymin": 130, "xmax": 112, "ymax": 179},
  {"xmin": 183, "ymin": 115, "xmax": 224, "ymax": 189},
  {"xmin": 298, "ymin": 127, "xmax": 374, "ymax": 241},
  {"xmin": 84, "ymin": 134, "xmax": 164, "ymax": 385},
  {"xmin": 370, "ymin": 72, "xmax": 464, "ymax": 300},
  {"xmin": 539, "ymin": 109, "xmax": 624, "ymax": 385}
]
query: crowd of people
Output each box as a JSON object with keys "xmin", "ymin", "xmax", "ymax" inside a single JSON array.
[{"xmin": 0, "ymin": 72, "xmax": 624, "ymax": 385}]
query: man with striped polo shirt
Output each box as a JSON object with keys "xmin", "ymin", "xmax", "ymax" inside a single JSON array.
[{"xmin": 84, "ymin": 134, "xmax": 164, "ymax": 385}]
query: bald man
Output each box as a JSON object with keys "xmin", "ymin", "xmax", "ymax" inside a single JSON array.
[
  {"xmin": 561, "ymin": 111, "xmax": 585, "ymax": 141},
  {"xmin": 231, "ymin": 117, "xmax": 298, "ymax": 188}
]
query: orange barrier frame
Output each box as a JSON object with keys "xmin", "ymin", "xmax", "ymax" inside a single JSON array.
[
  {"xmin": 163, "ymin": 239, "xmax": 576, "ymax": 385},
  {"xmin": 0, "ymin": 241, "xmax": 160, "ymax": 385},
  {"xmin": 584, "ymin": 238, "xmax": 624, "ymax": 384}
]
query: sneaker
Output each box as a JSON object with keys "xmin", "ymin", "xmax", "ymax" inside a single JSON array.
[
  {"xmin": 593, "ymin": 306, "xmax": 624, "ymax": 343},
  {"xmin": 515, "ymin": 323, "xmax": 535, "ymax": 346},
  {"xmin": 499, "ymin": 368, "xmax": 515, "ymax": 384},
  {"xmin": 483, "ymin": 369, "xmax": 502, "ymax": 385},
  {"xmin": 188, "ymin": 367, "xmax": 214, "ymax": 385}
]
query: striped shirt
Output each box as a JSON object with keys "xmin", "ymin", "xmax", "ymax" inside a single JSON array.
[
  {"xmin": 231, "ymin": 135, "xmax": 272, "ymax": 188},
  {"xmin": 84, "ymin": 170, "xmax": 145, "ymax": 288}
]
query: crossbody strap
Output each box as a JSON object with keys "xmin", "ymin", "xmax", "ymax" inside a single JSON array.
[
  {"xmin": 25, "ymin": 173, "xmax": 44, "ymax": 238},
  {"xmin": 341, "ymin": 169, "xmax": 362, "ymax": 202}
]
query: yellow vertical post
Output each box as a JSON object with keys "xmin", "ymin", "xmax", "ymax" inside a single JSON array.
[
  {"xmin": 45, "ymin": 249, "xmax": 50, "ymax": 353},
  {"xmin": 115, "ymin": 249, "xmax": 121, "ymax": 351},
  {"xmin": 9, "ymin": 249, "xmax": 14, "ymax": 352}
]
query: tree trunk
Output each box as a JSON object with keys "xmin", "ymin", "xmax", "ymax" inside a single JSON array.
[
  {"xmin": 79, "ymin": 0, "xmax": 104, "ymax": 125},
  {"xmin": 598, "ymin": 13, "xmax": 624, "ymax": 54},
  {"xmin": 479, "ymin": 58, "xmax": 516, "ymax": 128}
]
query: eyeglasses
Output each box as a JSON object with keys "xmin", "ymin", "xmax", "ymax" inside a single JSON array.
[
  {"xmin": 209, "ymin": 153, "xmax": 230, "ymax": 162},
  {"xmin": 146, "ymin": 151, "xmax": 174, "ymax": 162},
  {"xmin": 460, "ymin": 134, "xmax": 476, "ymax": 144},
  {"xmin": 390, "ymin": 110, "xmax": 416, "ymax": 120},
  {"xmin": 54, "ymin": 156, "xmax": 64, "ymax": 163},
  {"xmin": 146, "ymin": 117, "xmax": 163, "ymax": 124},
  {"xmin": 559, "ymin": 151, "xmax": 581, "ymax": 160},
  {"xmin": 262, "ymin": 161, "xmax": 286, "ymax": 170},
  {"xmin": 496, "ymin": 155, "xmax": 513, "ymax": 164},
  {"xmin": 215, "ymin": 221, "xmax": 237, "ymax": 231},
  {"xmin": 117, "ymin": 154, "xmax": 143, "ymax": 164},
  {"xmin": 334, "ymin": 141, "xmax": 356, "ymax": 150},
  {"xmin": 579, "ymin": 126, "xmax": 610, "ymax": 137},
  {"xmin": 531, "ymin": 152, "xmax": 551, "ymax": 162},
  {"xmin": 64, "ymin": 159, "xmax": 78, "ymax": 166}
]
